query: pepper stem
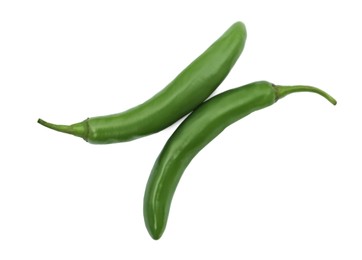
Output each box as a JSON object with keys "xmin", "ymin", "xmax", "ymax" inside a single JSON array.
[
  {"xmin": 37, "ymin": 118, "xmax": 88, "ymax": 140},
  {"xmin": 274, "ymin": 85, "xmax": 337, "ymax": 105}
]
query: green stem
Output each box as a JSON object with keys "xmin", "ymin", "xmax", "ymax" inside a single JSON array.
[
  {"xmin": 37, "ymin": 118, "xmax": 88, "ymax": 140},
  {"xmin": 274, "ymin": 85, "xmax": 337, "ymax": 105}
]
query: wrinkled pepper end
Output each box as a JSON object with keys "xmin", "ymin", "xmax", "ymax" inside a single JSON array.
[
  {"xmin": 274, "ymin": 85, "xmax": 337, "ymax": 105},
  {"xmin": 37, "ymin": 118, "xmax": 88, "ymax": 141}
]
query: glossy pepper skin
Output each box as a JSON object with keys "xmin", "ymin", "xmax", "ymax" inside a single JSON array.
[
  {"xmin": 37, "ymin": 22, "xmax": 247, "ymax": 144},
  {"xmin": 143, "ymin": 81, "xmax": 336, "ymax": 240}
]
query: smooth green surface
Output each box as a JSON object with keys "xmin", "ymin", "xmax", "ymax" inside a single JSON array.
[
  {"xmin": 38, "ymin": 21, "xmax": 247, "ymax": 144},
  {"xmin": 143, "ymin": 81, "xmax": 336, "ymax": 240}
]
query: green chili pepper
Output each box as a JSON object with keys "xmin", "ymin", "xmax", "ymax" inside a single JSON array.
[
  {"xmin": 37, "ymin": 22, "xmax": 247, "ymax": 144},
  {"xmin": 143, "ymin": 81, "xmax": 336, "ymax": 239}
]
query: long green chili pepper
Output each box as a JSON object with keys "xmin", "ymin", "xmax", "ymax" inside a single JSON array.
[
  {"xmin": 143, "ymin": 81, "xmax": 336, "ymax": 239},
  {"xmin": 37, "ymin": 22, "xmax": 247, "ymax": 144}
]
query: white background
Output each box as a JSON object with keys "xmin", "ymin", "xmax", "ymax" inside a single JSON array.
[{"xmin": 1, "ymin": 0, "xmax": 361, "ymax": 259}]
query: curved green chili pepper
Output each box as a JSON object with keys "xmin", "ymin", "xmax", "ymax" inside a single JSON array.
[
  {"xmin": 38, "ymin": 22, "xmax": 247, "ymax": 144},
  {"xmin": 143, "ymin": 81, "xmax": 336, "ymax": 239}
]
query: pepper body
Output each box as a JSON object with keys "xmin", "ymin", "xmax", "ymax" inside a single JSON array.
[
  {"xmin": 143, "ymin": 81, "xmax": 336, "ymax": 239},
  {"xmin": 38, "ymin": 22, "xmax": 247, "ymax": 144}
]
